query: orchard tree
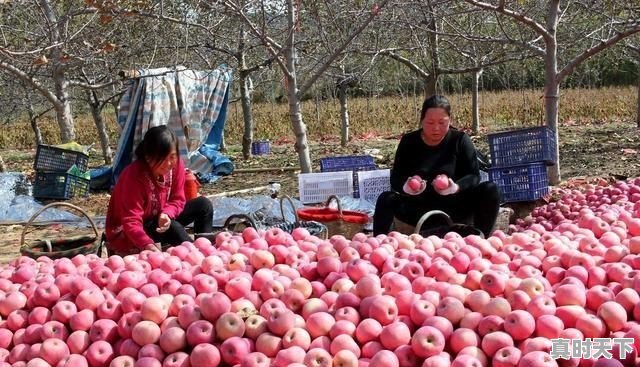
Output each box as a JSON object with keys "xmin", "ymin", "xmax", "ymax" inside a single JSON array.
[
  {"xmin": 464, "ymin": 0, "xmax": 640, "ymax": 184},
  {"xmin": 220, "ymin": 0, "xmax": 390, "ymax": 172},
  {"xmin": 360, "ymin": 0, "xmax": 532, "ymax": 133},
  {"xmin": 0, "ymin": 0, "xmax": 128, "ymax": 143}
]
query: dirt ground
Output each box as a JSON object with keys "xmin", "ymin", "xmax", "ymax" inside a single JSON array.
[{"xmin": 1, "ymin": 121, "xmax": 638, "ymax": 264}]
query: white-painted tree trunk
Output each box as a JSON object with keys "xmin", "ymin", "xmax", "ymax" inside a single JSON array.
[
  {"xmin": 286, "ymin": 0, "xmax": 312, "ymax": 173},
  {"xmin": 53, "ymin": 69, "xmax": 75, "ymax": 143},
  {"xmin": 471, "ymin": 68, "xmax": 482, "ymax": 134},
  {"xmin": 240, "ymin": 73, "xmax": 254, "ymax": 159},
  {"xmin": 338, "ymin": 84, "xmax": 350, "ymax": 147},
  {"xmin": 637, "ymin": 62, "xmax": 640, "ymax": 128},
  {"xmin": 544, "ymin": 0, "xmax": 561, "ymax": 185}
]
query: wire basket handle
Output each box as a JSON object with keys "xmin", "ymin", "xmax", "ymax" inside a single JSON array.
[
  {"xmin": 325, "ymin": 195, "xmax": 343, "ymax": 219},
  {"xmin": 20, "ymin": 202, "xmax": 99, "ymax": 248},
  {"xmin": 279, "ymin": 195, "xmax": 299, "ymax": 222},
  {"xmin": 223, "ymin": 214, "xmax": 258, "ymax": 232},
  {"xmin": 414, "ymin": 210, "xmax": 453, "ymax": 234}
]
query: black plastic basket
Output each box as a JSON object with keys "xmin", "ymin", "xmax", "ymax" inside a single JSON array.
[
  {"xmin": 33, "ymin": 171, "xmax": 90, "ymax": 200},
  {"xmin": 34, "ymin": 145, "xmax": 89, "ymax": 172}
]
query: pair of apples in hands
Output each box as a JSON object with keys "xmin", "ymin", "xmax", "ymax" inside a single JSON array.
[{"xmin": 404, "ymin": 174, "xmax": 459, "ymax": 196}]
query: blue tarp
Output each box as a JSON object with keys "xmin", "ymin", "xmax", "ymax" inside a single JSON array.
[{"xmin": 91, "ymin": 65, "xmax": 234, "ymax": 190}]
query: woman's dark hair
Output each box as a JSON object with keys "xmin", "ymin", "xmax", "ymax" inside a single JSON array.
[
  {"xmin": 420, "ymin": 95, "xmax": 451, "ymax": 122},
  {"xmin": 134, "ymin": 125, "xmax": 179, "ymax": 166}
]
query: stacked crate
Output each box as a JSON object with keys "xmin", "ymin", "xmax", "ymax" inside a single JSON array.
[
  {"xmin": 319, "ymin": 155, "xmax": 378, "ymax": 199},
  {"xmin": 487, "ymin": 127, "xmax": 556, "ymax": 202},
  {"xmin": 32, "ymin": 145, "xmax": 90, "ymax": 200}
]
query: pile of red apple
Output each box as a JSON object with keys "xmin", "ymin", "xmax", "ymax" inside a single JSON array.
[{"xmin": 0, "ymin": 179, "xmax": 639, "ymax": 367}]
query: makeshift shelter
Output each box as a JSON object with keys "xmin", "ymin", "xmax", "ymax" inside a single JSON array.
[{"xmin": 92, "ymin": 65, "xmax": 234, "ymax": 190}]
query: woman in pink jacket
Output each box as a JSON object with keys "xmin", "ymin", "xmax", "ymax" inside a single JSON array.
[{"xmin": 105, "ymin": 126, "xmax": 213, "ymax": 256}]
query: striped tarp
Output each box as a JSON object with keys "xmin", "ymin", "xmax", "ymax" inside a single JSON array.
[{"xmin": 110, "ymin": 66, "xmax": 233, "ymax": 187}]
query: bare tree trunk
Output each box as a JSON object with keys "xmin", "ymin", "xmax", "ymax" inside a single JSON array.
[
  {"xmin": 86, "ymin": 90, "xmax": 113, "ymax": 165},
  {"xmin": 338, "ymin": 83, "xmax": 349, "ymax": 147},
  {"xmin": 26, "ymin": 101, "xmax": 43, "ymax": 146},
  {"xmin": 285, "ymin": 0, "xmax": 312, "ymax": 173},
  {"xmin": 53, "ymin": 71, "xmax": 76, "ymax": 143},
  {"xmin": 637, "ymin": 62, "xmax": 640, "ymax": 128},
  {"xmin": 0, "ymin": 155, "xmax": 6, "ymax": 172},
  {"xmin": 240, "ymin": 73, "xmax": 254, "ymax": 159},
  {"xmin": 544, "ymin": 0, "xmax": 561, "ymax": 185},
  {"xmin": 424, "ymin": 76, "xmax": 437, "ymax": 99},
  {"xmin": 471, "ymin": 68, "xmax": 482, "ymax": 134}
]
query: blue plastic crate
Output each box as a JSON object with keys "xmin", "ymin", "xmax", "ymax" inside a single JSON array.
[
  {"xmin": 488, "ymin": 126, "xmax": 556, "ymax": 167},
  {"xmin": 251, "ymin": 140, "xmax": 271, "ymax": 155},
  {"xmin": 320, "ymin": 155, "xmax": 377, "ymax": 198},
  {"xmin": 320, "ymin": 155, "xmax": 376, "ymax": 172},
  {"xmin": 489, "ymin": 162, "xmax": 549, "ymax": 203}
]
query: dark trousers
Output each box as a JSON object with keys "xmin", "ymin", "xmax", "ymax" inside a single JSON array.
[
  {"xmin": 143, "ymin": 196, "xmax": 214, "ymax": 247},
  {"xmin": 373, "ymin": 181, "xmax": 501, "ymax": 237}
]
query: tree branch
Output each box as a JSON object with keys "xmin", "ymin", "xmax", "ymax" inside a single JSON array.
[
  {"xmin": 0, "ymin": 43, "xmax": 64, "ymax": 56},
  {"xmin": 0, "ymin": 60, "xmax": 60, "ymax": 107},
  {"xmin": 221, "ymin": 0, "xmax": 291, "ymax": 77},
  {"xmin": 558, "ymin": 25, "xmax": 640, "ymax": 82},
  {"xmin": 69, "ymin": 78, "xmax": 118, "ymax": 90},
  {"xmin": 298, "ymin": 0, "xmax": 391, "ymax": 96},
  {"xmin": 463, "ymin": 0, "xmax": 551, "ymax": 41},
  {"xmin": 362, "ymin": 48, "xmax": 430, "ymax": 79}
]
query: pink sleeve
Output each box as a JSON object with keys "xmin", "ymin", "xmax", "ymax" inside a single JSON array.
[
  {"xmin": 119, "ymin": 171, "xmax": 155, "ymax": 248},
  {"xmin": 162, "ymin": 158, "xmax": 186, "ymax": 219}
]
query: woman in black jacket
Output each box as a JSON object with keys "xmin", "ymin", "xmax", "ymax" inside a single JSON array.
[{"xmin": 372, "ymin": 95, "xmax": 501, "ymax": 237}]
